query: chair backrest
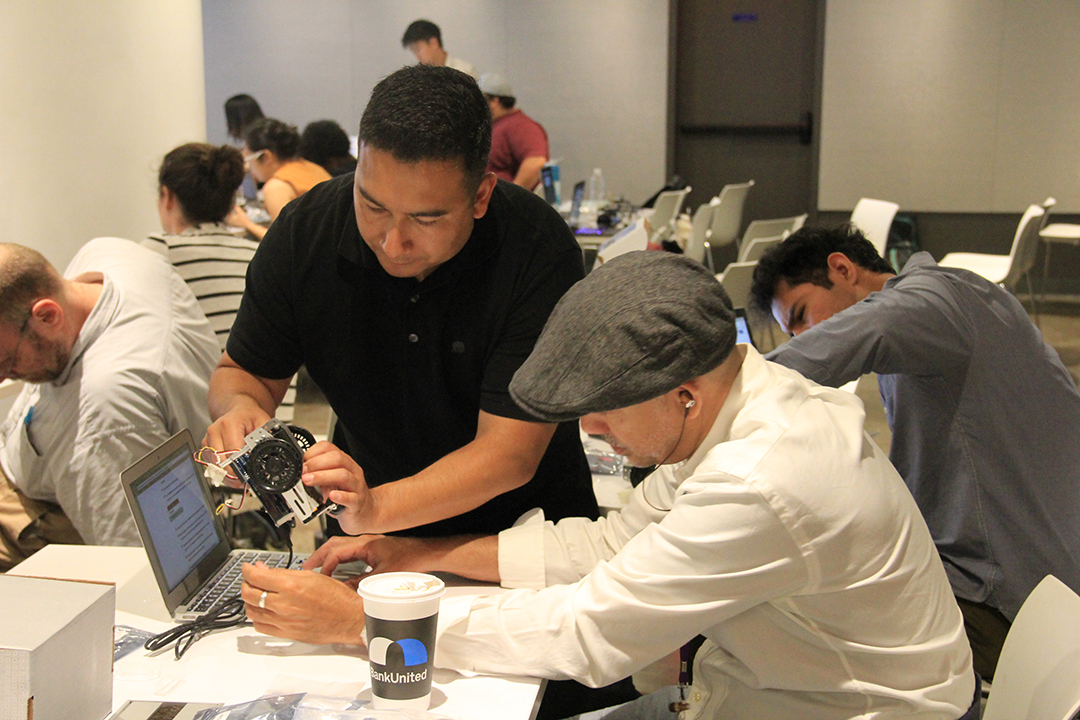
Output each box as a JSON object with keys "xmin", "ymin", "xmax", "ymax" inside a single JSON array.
[
  {"xmin": 981, "ymin": 575, "xmax": 1080, "ymax": 720},
  {"xmin": 738, "ymin": 231, "xmax": 789, "ymax": 264},
  {"xmin": 740, "ymin": 214, "xmax": 807, "ymax": 248},
  {"xmin": 684, "ymin": 201, "xmax": 716, "ymax": 264},
  {"xmin": 708, "ymin": 180, "xmax": 755, "ymax": 248},
  {"xmin": 595, "ymin": 220, "xmax": 649, "ymax": 268},
  {"xmin": 850, "ymin": 198, "xmax": 900, "ymax": 256},
  {"xmin": 1001, "ymin": 204, "xmax": 1048, "ymax": 289},
  {"xmin": 646, "ymin": 188, "xmax": 691, "ymax": 243},
  {"xmin": 717, "ymin": 261, "xmax": 758, "ymax": 309}
]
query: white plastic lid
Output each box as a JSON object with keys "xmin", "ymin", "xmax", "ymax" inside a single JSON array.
[{"xmin": 358, "ymin": 572, "xmax": 445, "ymax": 602}]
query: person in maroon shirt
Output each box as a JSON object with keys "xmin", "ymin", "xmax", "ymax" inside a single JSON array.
[{"xmin": 480, "ymin": 73, "xmax": 549, "ymax": 190}]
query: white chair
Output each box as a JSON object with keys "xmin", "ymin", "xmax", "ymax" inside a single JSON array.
[
  {"xmin": 715, "ymin": 261, "xmax": 757, "ymax": 310},
  {"xmin": 740, "ymin": 214, "xmax": 807, "ymax": 248},
  {"xmin": 940, "ymin": 203, "xmax": 1047, "ymax": 321},
  {"xmin": 594, "ymin": 220, "xmax": 649, "ymax": 268},
  {"xmin": 1041, "ymin": 223, "xmax": 1080, "ymax": 275},
  {"xmin": 704, "ymin": 181, "xmax": 755, "ymax": 271},
  {"xmin": 716, "ymin": 261, "xmax": 788, "ymax": 351},
  {"xmin": 981, "ymin": 575, "xmax": 1080, "ymax": 720},
  {"xmin": 849, "ymin": 198, "xmax": 900, "ymax": 256},
  {"xmin": 1037, "ymin": 198, "xmax": 1080, "ymax": 298},
  {"xmin": 737, "ymin": 231, "xmax": 789, "ymax": 264},
  {"xmin": 644, "ymin": 188, "xmax": 691, "ymax": 246},
  {"xmin": 683, "ymin": 201, "xmax": 717, "ymax": 265}
]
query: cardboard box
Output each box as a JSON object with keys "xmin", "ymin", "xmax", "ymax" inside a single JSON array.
[{"xmin": 0, "ymin": 575, "xmax": 114, "ymax": 720}]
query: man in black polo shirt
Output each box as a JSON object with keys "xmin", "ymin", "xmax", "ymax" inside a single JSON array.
[{"xmin": 205, "ymin": 65, "xmax": 598, "ymax": 540}]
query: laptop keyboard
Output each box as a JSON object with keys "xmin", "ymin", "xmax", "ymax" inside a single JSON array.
[{"xmin": 188, "ymin": 551, "xmax": 303, "ymax": 613}]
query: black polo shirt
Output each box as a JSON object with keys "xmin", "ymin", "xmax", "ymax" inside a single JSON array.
[{"xmin": 228, "ymin": 175, "xmax": 598, "ymax": 536}]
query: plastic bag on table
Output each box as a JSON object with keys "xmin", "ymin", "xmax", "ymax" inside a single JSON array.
[{"xmin": 192, "ymin": 693, "xmax": 452, "ymax": 720}]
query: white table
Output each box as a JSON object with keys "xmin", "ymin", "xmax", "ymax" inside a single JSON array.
[{"xmin": 11, "ymin": 545, "xmax": 544, "ymax": 720}]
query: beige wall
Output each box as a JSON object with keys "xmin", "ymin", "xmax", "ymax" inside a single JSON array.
[
  {"xmin": 0, "ymin": 0, "xmax": 207, "ymax": 270},
  {"xmin": 820, "ymin": 0, "xmax": 1080, "ymax": 213},
  {"xmin": 202, "ymin": 0, "xmax": 670, "ymax": 206}
]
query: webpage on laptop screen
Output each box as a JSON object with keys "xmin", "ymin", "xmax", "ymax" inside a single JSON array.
[{"xmin": 132, "ymin": 449, "xmax": 220, "ymax": 591}]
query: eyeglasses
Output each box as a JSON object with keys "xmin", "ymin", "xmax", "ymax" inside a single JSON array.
[
  {"xmin": 1, "ymin": 312, "xmax": 31, "ymax": 381},
  {"xmin": 242, "ymin": 149, "xmax": 267, "ymax": 165}
]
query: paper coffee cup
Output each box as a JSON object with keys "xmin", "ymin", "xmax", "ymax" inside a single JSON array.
[{"xmin": 358, "ymin": 572, "xmax": 446, "ymax": 710}]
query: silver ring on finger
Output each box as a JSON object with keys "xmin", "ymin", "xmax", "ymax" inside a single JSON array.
[{"xmin": 258, "ymin": 590, "xmax": 268, "ymax": 609}]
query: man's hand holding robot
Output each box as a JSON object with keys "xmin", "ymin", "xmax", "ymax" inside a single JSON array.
[
  {"xmin": 203, "ymin": 416, "xmax": 375, "ymax": 533},
  {"xmin": 295, "ymin": 441, "xmax": 376, "ymax": 534}
]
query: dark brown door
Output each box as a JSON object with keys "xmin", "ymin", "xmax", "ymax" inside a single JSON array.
[{"xmin": 674, "ymin": 0, "xmax": 823, "ymax": 268}]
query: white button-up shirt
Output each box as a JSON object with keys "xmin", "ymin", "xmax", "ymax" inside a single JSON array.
[{"xmin": 435, "ymin": 348, "xmax": 974, "ymax": 720}]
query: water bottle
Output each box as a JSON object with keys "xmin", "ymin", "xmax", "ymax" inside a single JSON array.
[{"xmin": 588, "ymin": 168, "xmax": 606, "ymax": 206}]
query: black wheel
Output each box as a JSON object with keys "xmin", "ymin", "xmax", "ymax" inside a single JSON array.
[
  {"xmin": 248, "ymin": 438, "xmax": 303, "ymax": 493},
  {"xmin": 287, "ymin": 425, "xmax": 316, "ymax": 451}
]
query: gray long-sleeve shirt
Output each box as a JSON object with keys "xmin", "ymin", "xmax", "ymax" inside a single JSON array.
[{"xmin": 768, "ymin": 252, "xmax": 1080, "ymax": 619}]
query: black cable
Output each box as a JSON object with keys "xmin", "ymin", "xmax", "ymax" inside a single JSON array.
[
  {"xmin": 275, "ymin": 513, "xmax": 295, "ymax": 567},
  {"xmin": 144, "ymin": 512, "xmax": 296, "ymax": 660},
  {"xmin": 144, "ymin": 596, "xmax": 248, "ymax": 660}
]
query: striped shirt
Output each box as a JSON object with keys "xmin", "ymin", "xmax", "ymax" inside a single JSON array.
[
  {"xmin": 142, "ymin": 224, "xmax": 257, "ymax": 353},
  {"xmin": 142, "ymin": 226, "xmax": 295, "ymax": 421}
]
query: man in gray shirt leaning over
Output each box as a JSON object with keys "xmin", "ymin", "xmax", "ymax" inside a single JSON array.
[{"xmin": 751, "ymin": 224, "xmax": 1080, "ymax": 680}]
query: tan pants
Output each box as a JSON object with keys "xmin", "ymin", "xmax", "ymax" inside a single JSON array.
[{"xmin": 0, "ymin": 464, "xmax": 82, "ymax": 572}]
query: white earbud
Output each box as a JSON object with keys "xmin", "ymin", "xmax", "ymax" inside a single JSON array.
[{"xmin": 684, "ymin": 399, "xmax": 696, "ymax": 410}]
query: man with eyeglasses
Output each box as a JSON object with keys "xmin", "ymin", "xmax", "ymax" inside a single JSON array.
[{"xmin": 0, "ymin": 240, "xmax": 218, "ymax": 568}]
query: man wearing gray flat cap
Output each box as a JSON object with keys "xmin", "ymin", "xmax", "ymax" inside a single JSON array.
[{"xmin": 245, "ymin": 251, "xmax": 978, "ymax": 720}]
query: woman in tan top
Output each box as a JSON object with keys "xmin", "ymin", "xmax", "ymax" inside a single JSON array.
[{"xmin": 228, "ymin": 118, "xmax": 331, "ymax": 240}]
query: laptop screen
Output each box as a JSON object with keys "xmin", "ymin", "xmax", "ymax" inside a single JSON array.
[
  {"xmin": 734, "ymin": 308, "xmax": 756, "ymax": 348},
  {"xmin": 122, "ymin": 430, "xmax": 233, "ymax": 613},
  {"xmin": 129, "ymin": 441, "xmax": 223, "ymax": 591},
  {"xmin": 568, "ymin": 180, "xmax": 586, "ymax": 227},
  {"xmin": 541, "ymin": 165, "xmax": 557, "ymax": 204}
]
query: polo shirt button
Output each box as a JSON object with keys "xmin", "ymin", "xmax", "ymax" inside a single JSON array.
[
  {"xmin": 410, "ymin": 295, "xmax": 419, "ymax": 303},
  {"xmin": 408, "ymin": 333, "xmax": 419, "ymax": 343}
]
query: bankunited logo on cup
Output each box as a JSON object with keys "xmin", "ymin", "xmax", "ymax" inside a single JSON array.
[
  {"xmin": 366, "ymin": 614, "xmax": 437, "ymax": 700},
  {"xmin": 369, "ymin": 636, "xmax": 429, "ymax": 683}
]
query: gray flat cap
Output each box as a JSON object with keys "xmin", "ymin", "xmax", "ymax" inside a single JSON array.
[
  {"xmin": 510, "ymin": 251, "xmax": 736, "ymax": 422},
  {"xmin": 478, "ymin": 72, "xmax": 514, "ymax": 98}
]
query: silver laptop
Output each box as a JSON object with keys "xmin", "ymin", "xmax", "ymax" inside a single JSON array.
[{"xmin": 120, "ymin": 429, "xmax": 305, "ymax": 621}]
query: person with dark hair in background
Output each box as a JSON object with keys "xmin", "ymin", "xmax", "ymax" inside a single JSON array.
[
  {"xmin": 224, "ymin": 94, "xmax": 265, "ymax": 200},
  {"xmin": 145, "ymin": 143, "xmax": 298, "ymax": 421},
  {"xmin": 401, "ymin": 19, "xmax": 477, "ymax": 78},
  {"xmin": 227, "ymin": 118, "xmax": 331, "ymax": 241},
  {"xmin": 142, "ymin": 143, "xmax": 256, "ymax": 352},
  {"xmin": 224, "ymin": 94, "xmax": 264, "ymax": 143},
  {"xmin": 300, "ymin": 120, "xmax": 357, "ymax": 177},
  {"xmin": 751, "ymin": 224, "xmax": 1080, "ymax": 681},
  {"xmin": 480, "ymin": 72, "xmax": 549, "ymax": 190},
  {"xmin": 206, "ymin": 64, "xmax": 623, "ymax": 716}
]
